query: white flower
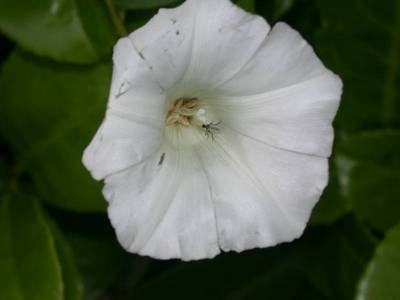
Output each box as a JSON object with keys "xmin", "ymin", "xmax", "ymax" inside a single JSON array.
[{"xmin": 83, "ymin": 0, "xmax": 342, "ymax": 261}]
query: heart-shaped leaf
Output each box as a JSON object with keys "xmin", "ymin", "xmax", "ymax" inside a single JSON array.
[
  {"xmin": 0, "ymin": 0, "xmax": 117, "ymax": 63},
  {"xmin": 0, "ymin": 51, "xmax": 110, "ymax": 212}
]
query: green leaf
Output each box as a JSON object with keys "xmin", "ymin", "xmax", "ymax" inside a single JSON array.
[
  {"xmin": 135, "ymin": 247, "xmax": 292, "ymax": 299},
  {"xmin": 0, "ymin": 51, "xmax": 110, "ymax": 212},
  {"xmin": 339, "ymin": 130, "xmax": 400, "ymax": 168},
  {"xmin": 0, "ymin": 0, "xmax": 117, "ymax": 64},
  {"xmin": 234, "ymin": 0, "xmax": 255, "ymax": 12},
  {"xmin": 0, "ymin": 194, "xmax": 63, "ymax": 300},
  {"xmin": 226, "ymin": 269, "xmax": 322, "ymax": 300},
  {"xmin": 118, "ymin": 0, "xmax": 254, "ymax": 12},
  {"xmin": 356, "ymin": 222, "xmax": 400, "ymax": 300},
  {"xmin": 310, "ymin": 163, "xmax": 350, "ymax": 225},
  {"xmin": 0, "ymin": 158, "xmax": 6, "ymax": 194},
  {"xmin": 348, "ymin": 164, "xmax": 400, "ymax": 232},
  {"xmin": 116, "ymin": 0, "xmax": 181, "ymax": 10},
  {"xmin": 316, "ymin": 0, "xmax": 400, "ymax": 132},
  {"xmin": 337, "ymin": 130, "xmax": 400, "ymax": 231},
  {"xmin": 50, "ymin": 224, "xmax": 84, "ymax": 300},
  {"xmin": 303, "ymin": 217, "xmax": 376, "ymax": 300},
  {"xmin": 255, "ymin": 0, "xmax": 298, "ymax": 22},
  {"xmin": 65, "ymin": 234, "xmax": 126, "ymax": 300},
  {"xmin": 125, "ymin": 9, "xmax": 159, "ymax": 33}
]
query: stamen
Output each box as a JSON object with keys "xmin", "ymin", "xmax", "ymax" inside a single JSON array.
[{"xmin": 165, "ymin": 97, "xmax": 199, "ymax": 126}]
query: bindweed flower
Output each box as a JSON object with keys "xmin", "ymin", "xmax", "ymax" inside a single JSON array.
[{"xmin": 83, "ymin": 0, "xmax": 342, "ymax": 261}]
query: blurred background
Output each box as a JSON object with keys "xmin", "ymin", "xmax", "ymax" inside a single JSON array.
[{"xmin": 0, "ymin": 0, "xmax": 399, "ymax": 299}]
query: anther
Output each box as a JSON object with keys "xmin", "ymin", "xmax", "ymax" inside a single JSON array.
[{"xmin": 165, "ymin": 98, "xmax": 199, "ymax": 126}]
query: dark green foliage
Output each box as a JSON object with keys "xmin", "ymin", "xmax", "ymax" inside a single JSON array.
[
  {"xmin": 316, "ymin": 0, "xmax": 400, "ymax": 132},
  {"xmin": 116, "ymin": 0, "xmax": 182, "ymax": 9},
  {"xmin": 336, "ymin": 130, "xmax": 400, "ymax": 231},
  {"xmin": 356, "ymin": 223, "xmax": 400, "ymax": 300},
  {"xmin": 0, "ymin": 0, "xmax": 117, "ymax": 64},
  {"xmin": 0, "ymin": 194, "xmax": 63, "ymax": 300},
  {"xmin": 50, "ymin": 223, "xmax": 84, "ymax": 300},
  {"xmin": 0, "ymin": 52, "xmax": 109, "ymax": 212}
]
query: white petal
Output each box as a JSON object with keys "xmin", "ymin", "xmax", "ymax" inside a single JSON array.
[
  {"xmin": 103, "ymin": 148, "xmax": 220, "ymax": 261},
  {"xmin": 82, "ymin": 114, "xmax": 162, "ymax": 180},
  {"xmin": 179, "ymin": 0, "xmax": 270, "ymax": 90},
  {"xmin": 195, "ymin": 133, "xmax": 327, "ymax": 253},
  {"xmin": 127, "ymin": 0, "xmax": 270, "ymax": 92},
  {"xmin": 236, "ymin": 135, "xmax": 328, "ymax": 226},
  {"xmin": 218, "ymin": 22, "xmax": 341, "ymax": 96},
  {"xmin": 108, "ymin": 37, "xmax": 166, "ymax": 117},
  {"xmin": 210, "ymin": 72, "xmax": 342, "ymax": 157},
  {"xmin": 126, "ymin": 0, "xmax": 195, "ymax": 91},
  {"xmin": 83, "ymin": 37, "xmax": 166, "ymax": 180}
]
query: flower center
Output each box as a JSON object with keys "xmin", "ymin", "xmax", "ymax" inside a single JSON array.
[
  {"xmin": 165, "ymin": 97, "xmax": 200, "ymax": 127},
  {"xmin": 163, "ymin": 96, "xmax": 221, "ymax": 149}
]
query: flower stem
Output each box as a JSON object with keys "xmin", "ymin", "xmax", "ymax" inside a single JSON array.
[{"xmin": 105, "ymin": 0, "xmax": 128, "ymax": 37}]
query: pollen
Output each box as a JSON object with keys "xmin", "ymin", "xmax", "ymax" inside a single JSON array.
[{"xmin": 165, "ymin": 97, "xmax": 199, "ymax": 126}]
